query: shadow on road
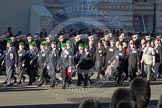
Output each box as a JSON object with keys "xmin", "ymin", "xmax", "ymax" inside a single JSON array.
[
  {"xmin": 0, "ymin": 100, "xmax": 158, "ymax": 108},
  {"xmin": 0, "ymin": 86, "xmax": 48, "ymax": 92},
  {"xmin": 0, "ymin": 103, "xmax": 109, "ymax": 108}
]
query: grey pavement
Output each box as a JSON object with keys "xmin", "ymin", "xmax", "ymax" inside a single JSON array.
[{"xmin": 0, "ymin": 74, "xmax": 161, "ymax": 108}]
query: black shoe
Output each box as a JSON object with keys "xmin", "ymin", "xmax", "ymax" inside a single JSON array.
[
  {"xmin": 50, "ymin": 85, "xmax": 55, "ymax": 88},
  {"xmin": 22, "ymin": 76, "xmax": 26, "ymax": 83},
  {"xmin": 77, "ymin": 84, "xmax": 81, "ymax": 86},
  {"xmin": 96, "ymin": 76, "xmax": 100, "ymax": 79},
  {"xmin": 27, "ymin": 83, "xmax": 32, "ymax": 85},
  {"xmin": 12, "ymin": 80, "xmax": 17, "ymax": 84},
  {"xmin": 37, "ymin": 83, "xmax": 42, "ymax": 87},
  {"xmin": 4, "ymin": 84, "xmax": 12, "ymax": 87},
  {"xmin": 2, "ymin": 81, "xmax": 7, "ymax": 84},
  {"xmin": 17, "ymin": 81, "xmax": 21, "ymax": 84},
  {"xmin": 62, "ymin": 86, "xmax": 66, "ymax": 89}
]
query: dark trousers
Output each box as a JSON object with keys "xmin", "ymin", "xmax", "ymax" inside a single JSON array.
[
  {"xmin": 15, "ymin": 67, "xmax": 25, "ymax": 83},
  {"xmin": 27, "ymin": 67, "xmax": 36, "ymax": 85},
  {"xmin": 6, "ymin": 66, "xmax": 16, "ymax": 85},
  {"xmin": 129, "ymin": 71, "xmax": 137, "ymax": 81},
  {"xmin": 117, "ymin": 67, "xmax": 123, "ymax": 84},
  {"xmin": 48, "ymin": 66, "xmax": 56, "ymax": 86},
  {"xmin": 77, "ymin": 74, "xmax": 88, "ymax": 86},
  {"xmin": 96, "ymin": 66, "xmax": 105, "ymax": 78},
  {"xmin": 61, "ymin": 68, "xmax": 71, "ymax": 88},
  {"xmin": 38, "ymin": 67, "xmax": 48, "ymax": 85}
]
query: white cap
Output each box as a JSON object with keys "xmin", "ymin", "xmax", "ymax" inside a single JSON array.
[
  {"xmin": 10, "ymin": 37, "xmax": 15, "ymax": 40},
  {"xmin": 16, "ymin": 35, "xmax": 25, "ymax": 39},
  {"xmin": 145, "ymin": 35, "xmax": 150, "ymax": 38},
  {"xmin": 156, "ymin": 35, "xmax": 161, "ymax": 38},
  {"xmin": 88, "ymin": 35, "xmax": 94, "ymax": 39},
  {"xmin": 58, "ymin": 35, "xmax": 64, "ymax": 39},
  {"xmin": 27, "ymin": 36, "xmax": 32, "ymax": 39}
]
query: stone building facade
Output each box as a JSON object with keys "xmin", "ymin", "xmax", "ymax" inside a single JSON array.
[{"xmin": 44, "ymin": 0, "xmax": 162, "ymax": 33}]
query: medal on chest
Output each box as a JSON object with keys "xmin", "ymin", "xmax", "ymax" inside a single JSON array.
[{"xmin": 10, "ymin": 53, "xmax": 13, "ymax": 60}]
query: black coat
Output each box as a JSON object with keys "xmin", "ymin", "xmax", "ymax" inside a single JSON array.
[
  {"xmin": 105, "ymin": 46, "xmax": 116, "ymax": 67},
  {"xmin": 115, "ymin": 49, "xmax": 126, "ymax": 68},
  {"xmin": 23, "ymin": 49, "xmax": 38, "ymax": 68},
  {"xmin": 5, "ymin": 46, "xmax": 18, "ymax": 67},
  {"xmin": 77, "ymin": 52, "xmax": 94, "ymax": 70},
  {"xmin": 94, "ymin": 47, "xmax": 106, "ymax": 68},
  {"xmin": 47, "ymin": 48, "xmax": 59, "ymax": 67},
  {"xmin": 37, "ymin": 49, "xmax": 48, "ymax": 68},
  {"xmin": 89, "ymin": 45, "xmax": 96, "ymax": 63},
  {"xmin": 154, "ymin": 45, "xmax": 162, "ymax": 63},
  {"xmin": 17, "ymin": 49, "xmax": 26, "ymax": 67},
  {"xmin": 128, "ymin": 48, "xmax": 139, "ymax": 72}
]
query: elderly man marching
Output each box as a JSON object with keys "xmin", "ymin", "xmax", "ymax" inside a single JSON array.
[
  {"xmin": 15, "ymin": 42, "xmax": 26, "ymax": 84},
  {"xmin": 37, "ymin": 41, "xmax": 49, "ymax": 86},
  {"xmin": 57, "ymin": 43, "xmax": 74, "ymax": 89},
  {"xmin": 141, "ymin": 41, "xmax": 155, "ymax": 81},
  {"xmin": 47, "ymin": 41, "xmax": 60, "ymax": 87},
  {"xmin": 4, "ymin": 39, "xmax": 18, "ymax": 86}
]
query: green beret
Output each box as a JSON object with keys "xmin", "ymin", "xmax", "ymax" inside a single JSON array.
[
  {"xmin": 32, "ymin": 41, "xmax": 36, "ymax": 46},
  {"xmin": 51, "ymin": 41, "xmax": 57, "ymax": 45},
  {"xmin": 79, "ymin": 44, "xmax": 84, "ymax": 47},
  {"xmin": 30, "ymin": 41, "xmax": 36, "ymax": 46},
  {"xmin": 41, "ymin": 41, "xmax": 46, "ymax": 44},
  {"xmin": 84, "ymin": 45, "xmax": 89, "ymax": 49},
  {"xmin": 40, "ymin": 42, "xmax": 46, "ymax": 46},
  {"xmin": 29, "ymin": 43, "xmax": 34, "ymax": 46},
  {"xmin": 61, "ymin": 43, "xmax": 66, "ymax": 48},
  {"xmin": 7, "ymin": 39, "xmax": 13, "ymax": 44},
  {"xmin": 19, "ymin": 42, "xmax": 24, "ymax": 46},
  {"xmin": 66, "ymin": 40, "xmax": 71, "ymax": 44}
]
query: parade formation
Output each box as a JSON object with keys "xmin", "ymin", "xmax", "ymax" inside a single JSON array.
[{"xmin": 0, "ymin": 27, "xmax": 162, "ymax": 89}]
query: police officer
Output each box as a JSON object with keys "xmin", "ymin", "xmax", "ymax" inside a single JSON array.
[
  {"xmin": 4, "ymin": 39, "xmax": 18, "ymax": 86},
  {"xmin": 47, "ymin": 41, "xmax": 59, "ymax": 87},
  {"xmin": 15, "ymin": 42, "xmax": 26, "ymax": 84}
]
